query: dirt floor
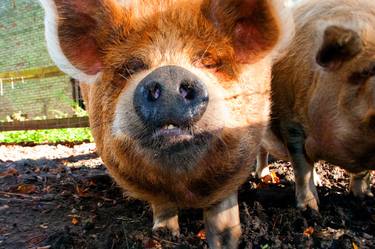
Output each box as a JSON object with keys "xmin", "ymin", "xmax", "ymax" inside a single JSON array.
[{"xmin": 0, "ymin": 143, "xmax": 374, "ymax": 249}]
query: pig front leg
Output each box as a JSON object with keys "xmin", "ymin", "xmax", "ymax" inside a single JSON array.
[
  {"xmin": 151, "ymin": 203, "xmax": 180, "ymax": 236},
  {"xmin": 204, "ymin": 193, "xmax": 241, "ymax": 249},
  {"xmin": 349, "ymin": 171, "xmax": 374, "ymax": 198},
  {"xmin": 256, "ymin": 147, "xmax": 270, "ymax": 178},
  {"xmin": 282, "ymin": 122, "xmax": 319, "ymax": 211},
  {"xmin": 256, "ymin": 146, "xmax": 322, "ymax": 187}
]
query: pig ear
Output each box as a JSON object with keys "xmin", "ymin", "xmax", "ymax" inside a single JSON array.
[
  {"xmin": 316, "ymin": 25, "xmax": 362, "ymax": 71},
  {"xmin": 204, "ymin": 0, "xmax": 294, "ymax": 64},
  {"xmin": 39, "ymin": 0, "xmax": 124, "ymax": 83}
]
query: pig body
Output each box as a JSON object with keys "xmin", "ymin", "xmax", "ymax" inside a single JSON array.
[
  {"xmin": 40, "ymin": 0, "xmax": 293, "ymax": 247},
  {"xmin": 257, "ymin": 0, "xmax": 375, "ymax": 211}
]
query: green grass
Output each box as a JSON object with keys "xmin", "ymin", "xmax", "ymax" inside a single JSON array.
[{"xmin": 0, "ymin": 128, "xmax": 94, "ymax": 144}]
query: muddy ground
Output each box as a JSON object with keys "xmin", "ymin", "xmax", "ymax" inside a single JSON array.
[{"xmin": 0, "ymin": 143, "xmax": 374, "ymax": 249}]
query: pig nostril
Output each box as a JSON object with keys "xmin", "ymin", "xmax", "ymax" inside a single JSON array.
[
  {"xmin": 179, "ymin": 81, "xmax": 196, "ymax": 100},
  {"xmin": 147, "ymin": 82, "xmax": 161, "ymax": 102}
]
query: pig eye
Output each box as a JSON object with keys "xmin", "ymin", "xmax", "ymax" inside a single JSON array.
[
  {"xmin": 118, "ymin": 58, "xmax": 148, "ymax": 79},
  {"xmin": 194, "ymin": 53, "xmax": 223, "ymax": 70},
  {"xmin": 201, "ymin": 57, "xmax": 222, "ymax": 69}
]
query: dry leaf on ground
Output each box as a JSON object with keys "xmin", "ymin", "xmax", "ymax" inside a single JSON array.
[
  {"xmin": 352, "ymin": 242, "xmax": 359, "ymax": 249},
  {"xmin": 303, "ymin": 227, "xmax": 315, "ymax": 237},
  {"xmin": 16, "ymin": 184, "xmax": 37, "ymax": 194},
  {"xmin": 71, "ymin": 217, "xmax": 79, "ymax": 225},
  {"xmin": 143, "ymin": 238, "xmax": 162, "ymax": 249},
  {"xmin": 0, "ymin": 168, "xmax": 18, "ymax": 178},
  {"xmin": 197, "ymin": 230, "xmax": 206, "ymax": 240},
  {"xmin": 75, "ymin": 185, "xmax": 89, "ymax": 197}
]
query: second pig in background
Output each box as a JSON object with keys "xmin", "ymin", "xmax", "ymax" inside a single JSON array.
[{"xmin": 257, "ymin": 0, "xmax": 375, "ymax": 211}]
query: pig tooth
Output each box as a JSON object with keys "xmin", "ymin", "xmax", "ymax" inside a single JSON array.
[{"xmin": 162, "ymin": 125, "xmax": 174, "ymax": 130}]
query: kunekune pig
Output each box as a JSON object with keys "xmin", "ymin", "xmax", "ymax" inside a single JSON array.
[
  {"xmin": 39, "ymin": 0, "xmax": 293, "ymax": 247},
  {"xmin": 257, "ymin": 0, "xmax": 375, "ymax": 211}
]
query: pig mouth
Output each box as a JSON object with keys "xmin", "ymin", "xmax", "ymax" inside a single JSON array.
[
  {"xmin": 135, "ymin": 123, "xmax": 213, "ymax": 170},
  {"xmin": 153, "ymin": 124, "xmax": 193, "ymax": 141},
  {"xmin": 138, "ymin": 123, "xmax": 212, "ymax": 153}
]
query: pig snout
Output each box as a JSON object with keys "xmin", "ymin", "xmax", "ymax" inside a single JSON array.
[{"xmin": 133, "ymin": 65, "xmax": 209, "ymax": 128}]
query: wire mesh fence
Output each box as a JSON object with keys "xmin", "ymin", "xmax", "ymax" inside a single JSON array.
[
  {"xmin": 0, "ymin": 0, "xmax": 302, "ymax": 132},
  {"xmin": 0, "ymin": 0, "xmax": 88, "ymax": 132}
]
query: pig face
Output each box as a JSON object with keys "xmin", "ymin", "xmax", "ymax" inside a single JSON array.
[
  {"xmin": 308, "ymin": 22, "xmax": 375, "ymax": 170},
  {"xmin": 40, "ymin": 0, "xmax": 294, "ymax": 246},
  {"xmin": 39, "ymin": 0, "xmax": 293, "ymax": 207}
]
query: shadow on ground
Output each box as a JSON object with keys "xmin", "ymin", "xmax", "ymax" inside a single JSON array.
[{"xmin": 0, "ymin": 143, "xmax": 374, "ymax": 249}]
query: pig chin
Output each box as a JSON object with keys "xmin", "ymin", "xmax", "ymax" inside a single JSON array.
[{"xmin": 137, "ymin": 125, "xmax": 214, "ymax": 170}]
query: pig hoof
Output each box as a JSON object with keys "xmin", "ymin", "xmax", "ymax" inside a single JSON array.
[
  {"xmin": 296, "ymin": 199, "xmax": 319, "ymax": 211},
  {"xmin": 152, "ymin": 214, "xmax": 180, "ymax": 237},
  {"xmin": 351, "ymin": 188, "xmax": 374, "ymax": 199},
  {"xmin": 296, "ymin": 191, "xmax": 319, "ymax": 211},
  {"xmin": 152, "ymin": 204, "xmax": 179, "ymax": 237},
  {"xmin": 206, "ymin": 225, "xmax": 241, "ymax": 249},
  {"xmin": 364, "ymin": 191, "xmax": 374, "ymax": 198},
  {"xmin": 152, "ymin": 224, "xmax": 180, "ymax": 237},
  {"xmin": 349, "ymin": 172, "xmax": 373, "ymax": 198}
]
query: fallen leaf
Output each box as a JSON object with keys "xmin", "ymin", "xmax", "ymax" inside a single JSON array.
[
  {"xmin": 71, "ymin": 217, "xmax": 79, "ymax": 225},
  {"xmin": 261, "ymin": 171, "xmax": 280, "ymax": 185},
  {"xmin": 270, "ymin": 171, "xmax": 280, "ymax": 184},
  {"xmin": 0, "ymin": 168, "xmax": 18, "ymax": 178},
  {"xmin": 352, "ymin": 242, "xmax": 359, "ymax": 249},
  {"xmin": 197, "ymin": 230, "xmax": 206, "ymax": 240},
  {"xmin": 16, "ymin": 184, "xmax": 37, "ymax": 194},
  {"xmin": 75, "ymin": 185, "xmax": 89, "ymax": 197},
  {"xmin": 257, "ymin": 172, "xmax": 281, "ymax": 189},
  {"xmin": 42, "ymin": 185, "xmax": 52, "ymax": 193},
  {"xmin": 88, "ymin": 180, "xmax": 97, "ymax": 186},
  {"xmin": 143, "ymin": 238, "xmax": 162, "ymax": 249},
  {"xmin": 303, "ymin": 227, "xmax": 314, "ymax": 237}
]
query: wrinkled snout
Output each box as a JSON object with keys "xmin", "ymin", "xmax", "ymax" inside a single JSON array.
[{"xmin": 134, "ymin": 66, "xmax": 209, "ymax": 128}]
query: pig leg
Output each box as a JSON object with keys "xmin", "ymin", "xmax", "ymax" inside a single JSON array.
[
  {"xmin": 349, "ymin": 171, "xmax": 374, "ymax": 198},
  {"xmin": 256, "ymin": 147, "xmax": 270, "ymax": 178},
  {"xmin": 282, "ymin": 123, "xmax": 319, "ymax": 211},
  {"xmin": 204, "ymin": 193, "xmax": 241, "ymax": 249},
  {"xmin": 256, "ymin": 146, "xmax": 322, "ymax": 187},
  {"xmin": 151, "ymin": 203, "xmax": 180, "ymax": 236}
]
